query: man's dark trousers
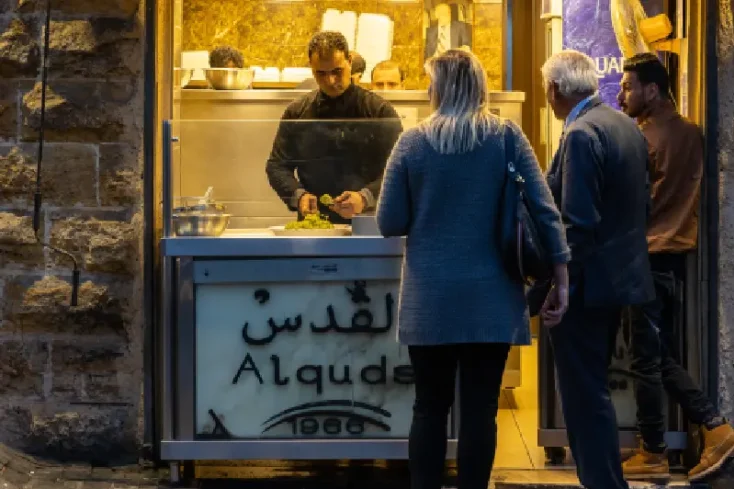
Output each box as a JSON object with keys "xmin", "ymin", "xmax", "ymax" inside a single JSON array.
[
  {"xmin": 549, "ymin": 294, "xmax": 629, "ymax": 489},
  {"xmin": 631, "ymin": 252, "xmax": 718, "ymax": 449}
]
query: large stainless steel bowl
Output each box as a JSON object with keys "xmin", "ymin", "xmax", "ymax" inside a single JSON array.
[
  {"xmin": 204, "ymin": 68, "xmax": 255, "ymax": 90},
  {"xmin": 172, "ymin": 213, "xmax": 231, "ymax": 237}
]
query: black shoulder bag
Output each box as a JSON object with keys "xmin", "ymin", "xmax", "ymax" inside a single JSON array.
[{"xmin": 498, "ymin": 124, "xmax": 553, "ymax": 285}]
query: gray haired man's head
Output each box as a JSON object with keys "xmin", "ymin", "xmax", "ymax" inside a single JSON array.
[{"xmin": 541, "ymin": 50, "xmax": 598, "ymax": 120}]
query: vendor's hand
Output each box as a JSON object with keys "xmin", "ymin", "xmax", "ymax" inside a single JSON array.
[
  {"xmin": 540, "ymin": 264, "xmax": 569, "ymax": 328},
  {"xmin": 298, "ymin": 193, "xmax": 318, "ymax": 216},
  {"xmin": 331, "ymin": 191, "xmax": 365, "ymax": 219}
]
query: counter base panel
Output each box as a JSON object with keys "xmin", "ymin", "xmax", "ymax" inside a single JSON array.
[{"xmin": 160, "ymin": 439, "xmax": 457, "ymax": 460}]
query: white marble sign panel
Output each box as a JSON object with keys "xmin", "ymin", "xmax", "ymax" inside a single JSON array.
[{"xmin": 195, "ymin": 280, "xmax": 414, "ymax": 439}]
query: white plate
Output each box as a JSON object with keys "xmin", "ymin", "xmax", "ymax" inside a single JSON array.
[{"xmin": 269, "ymin": 225, "xmax": 351, "ymax": 237}]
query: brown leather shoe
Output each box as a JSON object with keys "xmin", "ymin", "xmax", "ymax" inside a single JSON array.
[
  {"xmin": 622, "ymin": 446, "xmax": 670, "ymax": 480},
  {"xmin": 689, "ymin": 423, "xmax": 734, "ymax": 481}
]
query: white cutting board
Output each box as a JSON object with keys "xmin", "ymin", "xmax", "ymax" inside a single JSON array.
[
  {"xmin": 321, "ymin": 9, "xmax": 357, "ymax": 51},
  {"xmin": 181, "ymin": 50, "xmax": 210, "ymax": 81},
  {"xmin": 355, "ymin": 13, "xmax": 394, "ymax": 83}
]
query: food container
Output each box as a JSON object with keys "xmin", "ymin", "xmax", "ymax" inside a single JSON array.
[
  {"xmin": 176, "ymin": 68, "xmax": 194, "ymax": 88},
  {"xmin": 351, "ymin": 215, "xmax": 380, "ymax": 236},
  {"xmin": 204, "ymin": 68, "xmax": 255, "ymax": 90},
  {"xmin": 173, "ymin": 213, "xmax": 231, "ymax": 237},
  {"xmin": 172, "ymin": 193, "xmax": 230, "ymax": 236}
]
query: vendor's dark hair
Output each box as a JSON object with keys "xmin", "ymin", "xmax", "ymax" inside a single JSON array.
[
  {"xmin": 623, "ymin": 53, "xmax": 670, "ymax": 99},
  {"xmin": 351, "ymin": 52, "xmax": 366, "ymax": 75},
  {"xmin": 308, "ymin": 31, "xmax": 350, "ymax": 60},
  {"xmin": 209, "ymin": 46, "xmax": 245, "ymax": 68}
]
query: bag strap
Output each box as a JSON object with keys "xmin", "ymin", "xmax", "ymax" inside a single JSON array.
[
  {"xmin": 503, "ymin": 123, "xmax": 523, "ymax": 188},
  {"xmin": 504, "ymin": 122, "xmax": 516, "ymax": 169}
]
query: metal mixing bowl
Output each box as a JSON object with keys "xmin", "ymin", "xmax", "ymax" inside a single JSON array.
[
  {"xmin": 172, "ymin": 213, "xmax": 231, "ymax": 237},
  {"xmin": 204, "ymin": 68, "xmax": 255, "ymax": 90}
]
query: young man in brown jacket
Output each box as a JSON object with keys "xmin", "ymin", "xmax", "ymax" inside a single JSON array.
[{"xmin": 618, "ymin": 52, "xmax": 734, "ymax": 482}]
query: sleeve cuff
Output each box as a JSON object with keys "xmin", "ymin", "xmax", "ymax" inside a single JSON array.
[
  {"xmin": 359, "ymin": 188, "xmax": 376, "ymax": 211},
  {"xmin": 290, "ymin": 188, "xmax": 306, "ymax": 211},
  {"xmin": 550, "ymin": 248, "xmax": 572, "ymax": 265}
]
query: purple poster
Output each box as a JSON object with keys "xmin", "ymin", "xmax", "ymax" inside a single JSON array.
[{"xmin": 563, "ymin": 0, "xmax": 664, "ymax": 108}]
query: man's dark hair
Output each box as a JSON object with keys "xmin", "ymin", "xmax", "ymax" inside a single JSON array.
[
  {"xmin": 209, "ymin": 46, "xmax": 245, "ymax": 68},
  {"xmin": 351, "ymin": 52, "xmax": 366, "ymax": 75},
  {"xmin": 308, "ymin": 31, "xmax": 350, "ymax": 60},
  {"xmin": 371, "ymin": 60, "xmax": 405, "ymax": 81},
  {"xmin": 623, "ymin": 53, "xmax": 670, "ymax": 99}
]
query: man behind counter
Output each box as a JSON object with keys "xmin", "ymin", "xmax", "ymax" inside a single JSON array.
[
  {"xmin": 371, "ymin": 60, "xmax": 405, "ymax": 90},
  {"xmin": 266, "ymin": 32, "xmax": 402, "ymax": 223}
]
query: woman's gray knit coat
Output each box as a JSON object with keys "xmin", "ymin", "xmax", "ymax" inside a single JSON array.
[{"xmin": 376, "ymin": 120, "xmax": 570, "ymax": 346}]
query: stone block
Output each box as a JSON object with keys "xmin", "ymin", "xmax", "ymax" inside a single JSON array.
[
  {"xmin": 0, "ymin": 0, "xmax": 19, "ymax": 12},
  {"xmin": 99, "ymin": 144, "xmax": 141, "ymax": 206},
  {"xmin": 0, "ymin": 144, "xmax": 97, "ymax": 206},
  {"xmin": 48, "ymin": 337, "xmax": 138, "ymax": 404},
  {"xmin": 0, "ymin": 339, "xmax": 47, "ymax": 397},
  {"xmin": 42, "ymin": 144, "xmax": 98, "ymax": 206},
  {"xmin": 50, "ymin": 216, "xmax": 139, "ymax": 275},
  {"xmin": 0, "ymin": 81, "xmax": 18, "ymax": 141},
  {"xmin": 0, "ymin": 405, "xmax": 33, "ymax": 450},
  {"xmin": 3, "ymin": 275, "xmax": 126, "ymax": 336},
  {"xmin": 0, "ymin": 147, "xmax": 35, "ymax": 204},
  {"xmin": 0, "ymin": 17, "xmax": 39, "ymax": 78},
  {"xmin": 21, "ymin": 80, "xmax": 138, "ymax": 143},
  {"xmin": 47, "ymin": 19, "xmax": 141, "ymax": 79},
  {"xmin": 50, "ymin": 373, "xmax": 78, "ymax": 401},
  {"xmin": 52, "ymin": 372, "xmax": 137, "ymax": 404},
  {"xmin": 84, "ymin": 373, "xmax": 123, "ymax": 401},
  {"xmin": 0, "ymin": 211, "xmax": 44, "ymax": 267},
  {"xmin": 28, "ymin": 407, "xmax": 138, "ymax": 463},
  {"xmin": 17, "ymin": 0, "xmax": 140, "ymax": 18},
  {"xmin": 51, "ymin": 340, "xmax": 125, "ymax": 374}
]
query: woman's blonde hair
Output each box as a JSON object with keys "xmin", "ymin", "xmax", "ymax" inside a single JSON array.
[{"xmin": 421, "ymin": 49, "xmax": 499, "ymax": 155}]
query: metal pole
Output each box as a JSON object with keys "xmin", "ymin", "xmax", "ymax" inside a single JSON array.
[
  {"xmin": 161, "ymin": 120, "xmax": 175, "ymax": 447},
  {"xmin": 141, "ymin": 0, "xmax": 158, "ymax": 460},
  {"xmin": 162, "ymin": 120, "xmax": 173, "ymax": 238}
]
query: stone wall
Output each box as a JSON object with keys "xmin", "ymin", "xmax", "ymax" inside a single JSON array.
[
  {"xmin": 717, "ymin": 0, "xmax": 734, "ymax": 423},
  {"xmin": 0, "ymin": 0, "xmax": 144, "ymax": 463}
]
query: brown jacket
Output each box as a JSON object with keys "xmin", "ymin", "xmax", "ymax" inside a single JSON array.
[{"xmin": 640, "ymin": 102, "xmax": 703, "ymax": 253}]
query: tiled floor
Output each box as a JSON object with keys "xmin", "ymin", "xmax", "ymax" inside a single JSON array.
[{"xmin": 494, "ymin": 339, "xmax": 546, "ymax": 470}]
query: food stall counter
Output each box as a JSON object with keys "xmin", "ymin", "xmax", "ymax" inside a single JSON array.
[{"xmin": 158, "ymin": 114, "xmax": 523, "ymax": 472}]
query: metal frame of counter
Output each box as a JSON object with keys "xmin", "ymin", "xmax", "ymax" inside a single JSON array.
[
  {"xmin": 161, "ymin": 235, "xmax": 405, "ymax": 258},
  {"xmin": 159, "ymin": 248, "xmax": 447, "ymax": 463}
]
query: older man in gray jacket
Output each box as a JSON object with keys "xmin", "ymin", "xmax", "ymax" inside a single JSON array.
[{"xmin": 538, "ymin": 50, "xmax": 655, "ymax": 489}]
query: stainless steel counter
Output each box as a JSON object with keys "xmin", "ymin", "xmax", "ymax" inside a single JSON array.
[{"xmin": 161, "ymin": 234, "xmax": 405, "ymax": 257}]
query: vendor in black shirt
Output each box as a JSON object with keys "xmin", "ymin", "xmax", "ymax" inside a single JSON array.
[{"xmin": 266, "ymin": 31, "xmax": 403, "ymax": 224}]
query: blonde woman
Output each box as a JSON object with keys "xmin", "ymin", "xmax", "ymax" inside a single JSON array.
[{"xmin": 376, "ymin": 50, "xmax": 570, "ymax": 489}]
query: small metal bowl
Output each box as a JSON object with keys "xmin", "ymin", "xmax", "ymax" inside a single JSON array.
[
  {"xmin": 176, "ymin": 68, "xmax": 194, "ymax": 88},
  {"xmin": 172, "ymin": 213, "xmax": 231, "ymax": 237},
  {"xmin": 204, "ymin": 68, "xmax": 255, "ymax": 90}
]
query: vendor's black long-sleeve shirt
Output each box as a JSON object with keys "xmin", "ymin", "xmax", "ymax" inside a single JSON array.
[{"xmin": 265, "ymin": 84, "xmax": 403, "ymax": 223}]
